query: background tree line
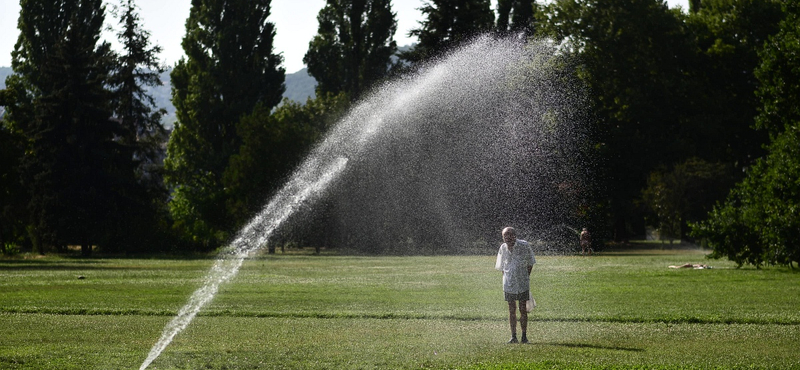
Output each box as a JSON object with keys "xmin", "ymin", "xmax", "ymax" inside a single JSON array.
[{"xmin": 1, "ymin": 0, "xmax": 798, "ymax": 267}]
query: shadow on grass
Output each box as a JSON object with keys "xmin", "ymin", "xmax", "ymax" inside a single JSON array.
[
  {"xmin": 599, "ymin": 241, "xmax": 711, "ymax": 257},
  {"xmin": 0, "ymin": 253, "xmax": 215, "ymax": 271},
  {"xmin": 0, "ymin": 259, "xmax": 113, "ymax": 271},
  {"xmin": 540, "ymin": 342, "xmax": 644, "ymax": 352}
]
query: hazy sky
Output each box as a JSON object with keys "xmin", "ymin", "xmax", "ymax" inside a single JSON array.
[{"xmin": 0, "ymin": 0, "xmax": 689, "ymax": 73}]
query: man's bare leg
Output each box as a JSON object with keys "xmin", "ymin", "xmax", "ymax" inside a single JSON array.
[
  {"xmin": 507, "ymin": 300, "xmax": 518, "ymax": 343},
  {"xmin": 518, "ymin": 300, "xmax": 529, "ymax": 343}
]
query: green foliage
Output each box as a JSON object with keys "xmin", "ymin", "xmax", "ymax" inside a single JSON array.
[
  {"xmin": 5, "ymin": 0, "xmax": 131, "ymax": 255},
  {"xmin": 167, "ymin": 178, "xmax": 225, "ymax": 249},
  {"xmin": 0, "ymin": 0, "xmax": 796, "ymax": 259},
  {"xmin": 402, "ymin": 0, "xmax": 495, "ymax": 63},
  {"xmin": 538, "ymin": 0, "xmax": 700, "ymax": 240},
  {"xmin": 0, "ymin": 118, "xmax": 27, "ymax": 250},
  {"xmin": 2, "ymin": 242, "xmax": 20, "ymax": 256},
  {"xmin": 304, "ymin": 0, "xmax": 397, "ymax": 98},
  {"xmin": 110, "ymin": 0, "xmax": 168, "ymax": 169},
  {"xmin": 692, "ymin": 126, "xmax": 800, "ymax": 268},
  {"xmin": 535, "ymin": 0, "xmax": 786, "ymax": 241},
  {"xmin": 103, "ymin": 0, "xmax": 172, "ymax": 253},
  {"xmin": 496, "ymin": 0, "xmax": 541, "ymax": 34},
  {"xmin": 165, "ymin": 0, "xmax": 285, "ymax": 249},
  {"xmin": 691, "ymin": 2, "xmax": 800, "ymax": 268},
  {"xmin": 684, "ymin": 0, "xmax": 784, "ymax": 162},
  {"xmin": 642, "ymin": 158, "xmax": 733, "ymax": 241},
  {"xmin": 754, "ymin": 1, "xmax": 800, "ymax": 135},
  {"xmin": 223, "ymin": 93, "xmax": 350, "ymax": 229},
  {"xmin": 1, "ymin": 0, "xmax": 173, "ymax": 254}
]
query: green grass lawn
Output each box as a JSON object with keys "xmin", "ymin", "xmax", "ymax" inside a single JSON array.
[{"xmin": 1, "ymin": 246, "xmax": 799, "ymax": 369}]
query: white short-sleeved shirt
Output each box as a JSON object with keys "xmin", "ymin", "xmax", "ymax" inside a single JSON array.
[{"xmin": 495, "ymin": 239, "xmax": 536, "ymax": 294}]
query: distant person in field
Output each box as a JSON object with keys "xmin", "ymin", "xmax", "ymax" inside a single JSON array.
[
  {"xmin": 495, "ymin": 227, "xmax": 536, "ymax": 344},
  {"xmin": 580, "ymin": 227, "xmax": 592, "ymax": 255}
]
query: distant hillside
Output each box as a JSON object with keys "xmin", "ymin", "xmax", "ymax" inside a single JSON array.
[
  {"xmin": 1, "ymin": 66, "xmax": 317, "ymax": 126},
  {"xmin": 147, "ymin": 69, "xmax": 177, "ymax": 127},
  {"xmin": 283, "ymin": 68, "xmax": 317, "ymax": 103},
  {"xmin": 146, "ymin": 68, "xmax": 316, "ymax": 128},
  {"xmin": 0, "ymin": 66, "xmax": 11, "ymax": 87},
  {"xmin": 1, "ymin": 44, "xmax": 415, "ymax": 123}
]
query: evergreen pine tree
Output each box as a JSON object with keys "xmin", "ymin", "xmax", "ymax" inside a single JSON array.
[
  {"xmin": 107, "ymin": 0, "xmax": 170, "ymax": 252},
  {"xmin": 165, "ymin": 0, "xmax": 285, "ymax": 249},
  {"xmin": 112, "ymin": 0, "xmax": 168, "ymax": 175},
  {"xmin": 0, "ymin": 90, "xmax": 28, "ymax": 250},
  {"xmin": 304, "ymin": 0, "xmax": 398, "ymax": 98},
  {"xmin": 5, "ymin": 0, "xmax": 123, "ymax": 255}
]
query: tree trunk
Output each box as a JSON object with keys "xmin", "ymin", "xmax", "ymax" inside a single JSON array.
[{"xmin": 81, "ymin": 240, "xmax": 92, "ymax": 257}]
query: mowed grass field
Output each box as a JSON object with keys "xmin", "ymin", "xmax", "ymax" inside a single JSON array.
[{"xmin": 1, "ymin": 246, "xmax": 799, "ymax": 369}]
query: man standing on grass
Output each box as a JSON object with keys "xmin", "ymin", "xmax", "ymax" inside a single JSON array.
[
  {"xmin": 580, "ymin": 227, "xmax": 592, "ymax": 256},
  {"xmin": 495, "ymin": 227, "xmax": 535, "ymax": 344}
]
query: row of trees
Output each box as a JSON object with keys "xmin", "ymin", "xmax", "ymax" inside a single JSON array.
[
  {"xmin": 1, "ymin": 0, "xmax": 798, "ymax": 266},
  {"xmin": 691, "ymin": 2, "xmax": 800, "ymax": 267},
  {"xmin": 538, "ymin": 0, "xmax": 799, "ymax": 267},
  {"xmin": 162, "ymin": 0, "xmax": 550, "ymax": 250},
  {"xmin": 1, "ymin": 0, "xmax": 167, "ymax": 255}
]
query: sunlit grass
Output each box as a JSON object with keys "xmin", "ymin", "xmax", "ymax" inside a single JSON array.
[{"xmin": 1, "ymin": 248, "xmax": 799, "ymax": 369}]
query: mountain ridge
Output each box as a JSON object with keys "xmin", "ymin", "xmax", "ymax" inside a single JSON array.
[
  {"xmin": 1, "ymin": 43, "xmax": 416, "ymax": 124},
  {"xmin": 0, "ymin": 66, "xmax": 318, "ymax": 126}
]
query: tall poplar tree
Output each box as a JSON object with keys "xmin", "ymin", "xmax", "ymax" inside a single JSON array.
[
  {"xmin": 165, "ymin": 0, "xmax": 285, "ymax": 248},
  {"xmin": 401, "ymin": 0, "xmax": 495, "ymax": 64},
  {"xmin": 304, "ymin": 0, "xmax": 398, "ymax": 98},
  {"xmin": 4, "ymin": 0, "xmax": 123, "ymax": 254}
]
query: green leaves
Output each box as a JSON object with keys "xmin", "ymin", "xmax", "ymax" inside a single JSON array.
[
  {"xmin": 304, "ymin": 0, "xmax": 397, "ymax": 98},
  {"xmin": 5, "ymin": 0, "xmax": 128, "ymax": 254},
  {"xmin": 165, "ymin": 0, "xmax": 286, "ymax": 249},
  {"xmin": 403, "ymin": 0, "xmax": 495, "ymax": 63},
  {"xmin": 755, "ymin": 2, "xmax": 800, "ymax": 135},
  {"xmin": 497, "ymin": 0, "xmax": 540, "ymax": 34},
  {"xmin": 539, "ymin": 0, "xmax": 700, "ymax": 240},
  {"xmin": 223, "ymin": 93, "xmax": 349, "ymax": 229},
  {"xmin": 537, "ymin": 0, "xmax": 791, "ymax": 248},
  {"xmin": 693, "ymin": 126, "xmax": 800, "ymax": 267},
  {"xmin": 642, "ymin": 159, "xmax": 733, "ymax": 241},
  {"xmin": 690, "ymin": 3, "xmax": 800, "ymax": 268}
]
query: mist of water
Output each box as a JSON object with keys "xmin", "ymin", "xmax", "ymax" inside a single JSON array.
[
  {"xmin": 278, "ymin": 36, "xmax": 592, "ymax": 254},
  {"xmin": 140, "ymin": 35, "xmax": 590, "ymax": 369}
]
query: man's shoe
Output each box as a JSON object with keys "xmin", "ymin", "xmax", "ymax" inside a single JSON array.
[
  {"xmin": 520, "ymin": 335, "xmax": 529, "ymax": 344},
  {"xmin": 507, "ymin": 336, "xmax": 518, "ymax": 344}
]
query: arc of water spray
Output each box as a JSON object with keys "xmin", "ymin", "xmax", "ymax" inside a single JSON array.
[
  {"xmin": 139, "ymin": 35, "xmax": 582, "ymax": 369},
  {"xmin": 139, "ymin": 157, "xmax": 348, "ymax": 370}
]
